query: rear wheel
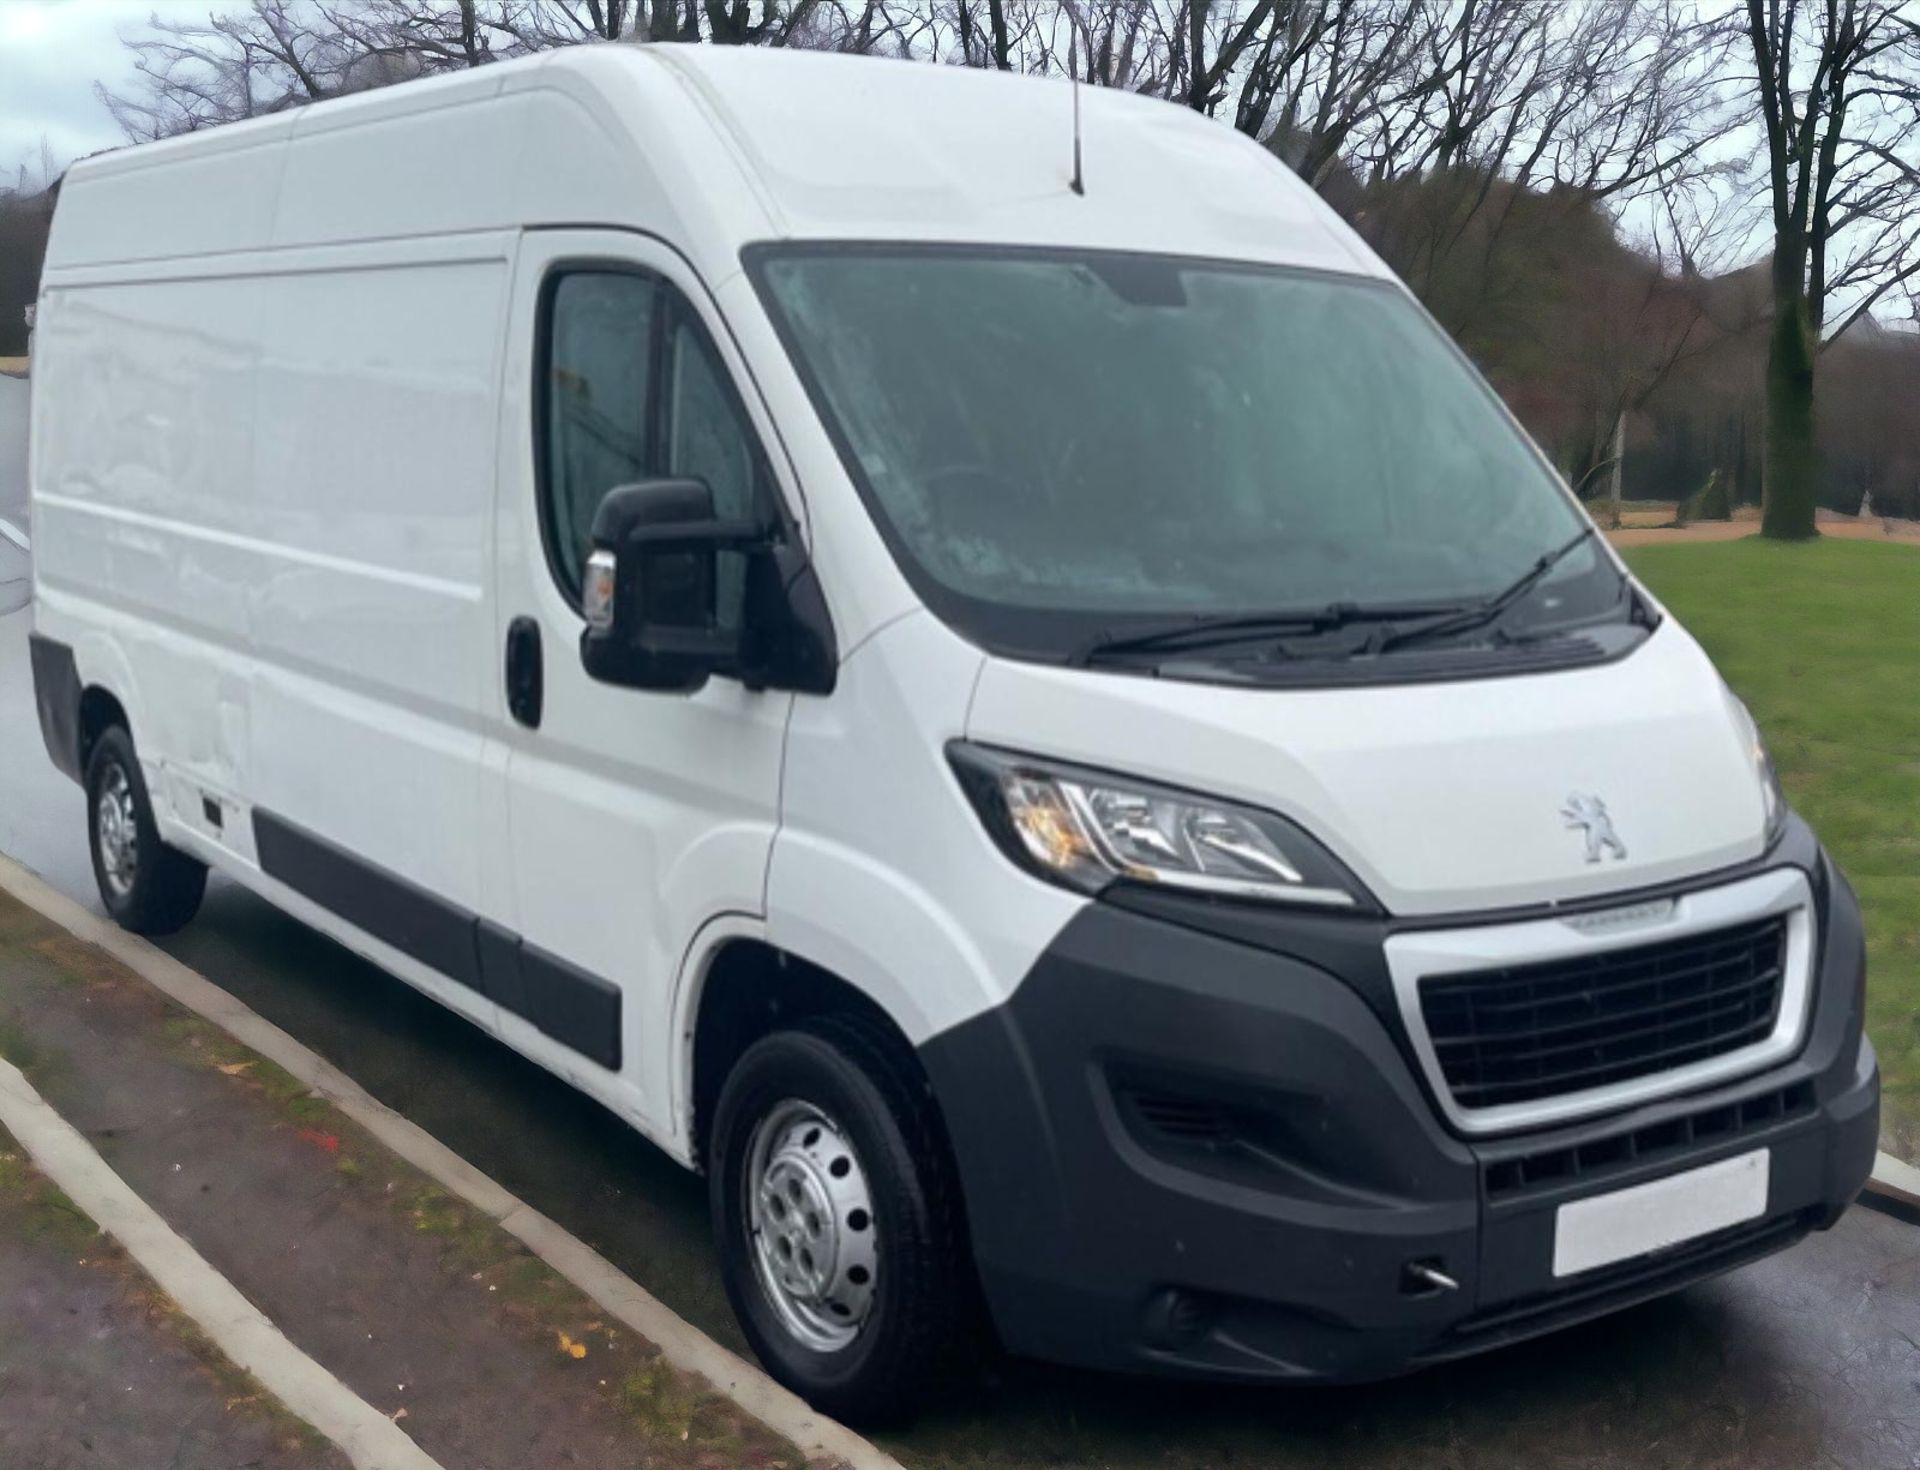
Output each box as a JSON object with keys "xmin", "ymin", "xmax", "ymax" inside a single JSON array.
[
  {"xmin": 709, "ymin": 1015, "xmax": 969, "ymax": 1425},
  {"xmin": 85, "ymin": 725, "xmax": 206, "ymax": 935}
]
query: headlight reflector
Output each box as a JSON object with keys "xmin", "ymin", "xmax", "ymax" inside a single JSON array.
[
  {"xmin": 1002, "ymin": 769, "xmax": 1108, "ymax": 888},
  {"xmin": 950, "ymin": 742, "xmax": 1367, "ymax": 908}
]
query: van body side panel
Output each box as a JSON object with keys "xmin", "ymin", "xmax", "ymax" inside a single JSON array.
[
  {"xmin": 252, "ymin": 807, "xmax": 624, "ymax": 1071},
  {"xmin": 274, "ymin": 78, "xmax": 512, "ymax": 248},
  {"xmin": 764, "ymin": 613, "xmax": 1082, "ymax": 1047},
  {"xmin": 43, "ymin": 114, "xmax": 292, "ymax": 268},
  {"xmin": 253, "ymin": 808, "xmax": 482, "ymax": 985},
  {"xmin": 30, "ymin": 268, "xmax": 266, "ymax": 838},
  {"xmin": 245, "ymin": 245, "xmax": 508, "ymax": 925}
]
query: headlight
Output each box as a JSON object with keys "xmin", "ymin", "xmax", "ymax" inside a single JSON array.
[
  {"xmin": 948, "ymin": 742, "xmax": 1369, "ymax": 909},
  {"xmin": 1725, "ymin": 691, "xmax": 1787, "ymax": 846}
]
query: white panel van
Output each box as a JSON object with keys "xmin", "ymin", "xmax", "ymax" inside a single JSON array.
[{"xmin": 28, "ymin": 44, "xmax": 1878, "ymax": 1422}]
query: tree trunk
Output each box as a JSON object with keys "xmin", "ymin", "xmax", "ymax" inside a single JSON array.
[
  {"xmin": 1760, "ymin": 276, "xmax": 1819, "ymax": 540},
  {"xmin": 1607, "ymin": 409, "xmax": 1625, "ymax": 530},
  {"xmin": 650, "ymin": 0, "xmax": 684, "ymax": 41}
]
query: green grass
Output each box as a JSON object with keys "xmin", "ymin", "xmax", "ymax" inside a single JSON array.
[{"xmin": 1622, "ymin": 537, "xmax": 1920, "ymax": 1160}]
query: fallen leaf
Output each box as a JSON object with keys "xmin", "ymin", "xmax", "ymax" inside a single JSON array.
[
  {"xmin": 556, "ymin": 1331, "xmax": 588, "ymax": 1360},
  {"xmin": 295, "ymin": 1128, "xmax": 340, "ymax": 1154},
  {"xmin": 216, "ymin": 1061, "xmax": 255, "ymax": 1077},
  {"xmin": 389, "ymin": 1407, "xmax": 408, "ymax": 1423}
]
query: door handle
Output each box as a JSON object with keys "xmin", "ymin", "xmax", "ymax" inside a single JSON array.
[{"xmin": 505, "ymin": 616, "xmax": 543, "ymax": 729}]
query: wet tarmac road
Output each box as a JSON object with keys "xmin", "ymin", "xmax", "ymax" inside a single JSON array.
[{"xmin": 2, "ymin": 609, "xmax": 1917, "ymax": 1469}]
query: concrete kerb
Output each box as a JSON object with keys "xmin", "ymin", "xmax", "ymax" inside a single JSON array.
[
  {"xmin": 0, "ymin": 852, "xmax": 903, "ymax": 1470},
  {"xmin": 1868, "ymin": 1150, "xmax": 1920, "ymax": 1214},
  {"xmin": 0, "ymin": 1054, "xmax": 445, "ymax": 1470}
]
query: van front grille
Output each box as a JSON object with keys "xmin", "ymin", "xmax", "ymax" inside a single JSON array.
[
  {"xmin": 1419, "ymin": 917, "xmax": 1788, "ymax": 1111},
  {"xmin": 1481, "ymin": 1080, "xmax": 1815, "ymax": 1197}
]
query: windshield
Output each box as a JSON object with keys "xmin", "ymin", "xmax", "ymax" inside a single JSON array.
[{"xmin": 752, "ymin": 245, "xmax": 1622, "ymax": 671}]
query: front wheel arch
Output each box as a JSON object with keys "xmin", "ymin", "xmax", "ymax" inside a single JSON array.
[{"xmin": 688, "ymin": 938, "xmax": 931, "ymax": 1171}]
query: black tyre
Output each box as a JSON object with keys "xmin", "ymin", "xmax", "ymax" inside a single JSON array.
[
  {"xmin": 709, "ymin": 1014, "xmax": 969, "ymax": 1425},
  {"xmin": 85, "ymin": 725, "xmax": 207, "ymax": 936}
]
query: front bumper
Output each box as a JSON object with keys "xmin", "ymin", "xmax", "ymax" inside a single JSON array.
[{"xmin": 918, "ymin": 829, "xmax": 1879, "ymax": 1382}]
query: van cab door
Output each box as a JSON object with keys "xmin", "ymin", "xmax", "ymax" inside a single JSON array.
[{"xmin": 486, "ymin": 229, "xmax": 794, "ymax": 1128}]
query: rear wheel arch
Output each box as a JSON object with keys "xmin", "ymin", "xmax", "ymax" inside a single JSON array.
[
  {"xmin": 78, "ymin": 684, "xmax": 130, "ymax": 774},
  {"xmin": 61, "ymin": 630, "xmax": 147, "ymax": 779}
]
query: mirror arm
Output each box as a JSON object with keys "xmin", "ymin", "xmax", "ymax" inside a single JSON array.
[{"xmin": 622, "ymin": 518, "xmax": 768, "ymax": 555}]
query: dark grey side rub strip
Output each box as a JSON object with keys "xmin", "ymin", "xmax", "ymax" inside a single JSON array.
[
  {"xmin": 253, "ymin": 810, "xmax": 621, "ymax": 1071},
  {"xmin": 28, "ymin": 633, "xmax": 83, "ymax": 784}
]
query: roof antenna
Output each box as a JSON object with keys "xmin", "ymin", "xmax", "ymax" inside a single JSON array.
[{"xmin": 1068, "ymin": 37, "xmax": 1086, "ymax": 196}]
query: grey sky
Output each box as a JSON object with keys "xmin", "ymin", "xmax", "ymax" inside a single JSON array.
[
  {"xmin": 0, "ymin": 0, "xmax": 1899, "ymax": 329},
  {"xmin": 0, "ymin": 1, "xmax": 164, "ymax": 187}
]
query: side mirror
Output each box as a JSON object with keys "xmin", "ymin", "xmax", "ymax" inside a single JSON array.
[{"xmin": 579, "ymin": 479, "xmax": 764, "ymax": 693}]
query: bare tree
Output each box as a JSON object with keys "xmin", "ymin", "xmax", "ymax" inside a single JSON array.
[
  {"xmin": 101, "ymin": 1, "xmax": 357, "ymax": 139},
  {"xmin": 493, "ymin": 0, "xmax": 651, "ymax": 44},
  {"xmin": 1166, "ymin": 0, "xmax": 1278, "ymax": 113},
  {"xmin": 1739, "ymin": 0, "xmax": 1920, "ymax": 539},
  {"xmin": 1233, "ymin": 1, "xmax": 1426, "ymax": 188},
  {"xmin": 1573, "ymin": 187, "xmax": 1754, "ymax": 525},
  {"xmin": 98, "ymin": 0, "xmax": 584, "ymax": 139},
  {"xmin": 98, "ymin": 0, "xmax": 898, "ymax": 137},
  {"xmin": 1328, "ymin": 3, "xmax": 1733, "ymax": 359}
]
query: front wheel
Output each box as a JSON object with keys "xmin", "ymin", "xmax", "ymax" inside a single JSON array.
[
  {"xmin": 85, "ymin": 725, "xmax": 207, "ymax": 936},
  {"xmin": 709, "ymin": 1016, "xmax": 970, "ymax": 1425}
]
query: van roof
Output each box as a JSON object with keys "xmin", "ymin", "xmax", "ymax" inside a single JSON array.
[
  {"xmin": 49, "ymin": 44, "xmax": 1381, "ymax": 281},
  {"xmin": 641, "ymin": 45, "xmax": 1377, "ymax": 274}
]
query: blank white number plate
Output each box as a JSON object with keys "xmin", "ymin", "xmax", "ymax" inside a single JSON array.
[{"xmin": 1552, "ymin": 1148, "xmax": 1770, "ymax": 1278}]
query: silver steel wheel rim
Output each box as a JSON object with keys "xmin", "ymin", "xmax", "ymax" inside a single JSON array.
[
  {"xmin": 95, "ymin": 764, "xmax": 139, "ymax": 900},
  {"xmin": 743, "ymin": 1098, "xmax": 878, "ymax": 1353}
]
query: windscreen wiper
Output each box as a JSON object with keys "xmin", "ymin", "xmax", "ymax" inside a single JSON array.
[
  {"xmin": 1074, "ymin": 601, "xmax": 1461, "ymax": 666},
  {"xmin": 1375, "ymin": 526, "xmax": 1598, "ymax": 655}
]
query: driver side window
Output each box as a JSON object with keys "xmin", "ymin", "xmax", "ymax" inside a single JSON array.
[
  {"xmin": 668, "ymin": 322, "xmax": 759, "ymax": 522},
  {"xmin": 537, "ymin": 267, "xmax": 775, "ymax": 610}
]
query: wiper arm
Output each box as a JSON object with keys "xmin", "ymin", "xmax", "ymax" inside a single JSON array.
[
  {"xmin": 1074, "ymin": 601, "xmax": 1459, "ymax": 665},
  {"xmin": 1377, "ymin": 526, "xmax": 1599, "ymax": 655}
]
